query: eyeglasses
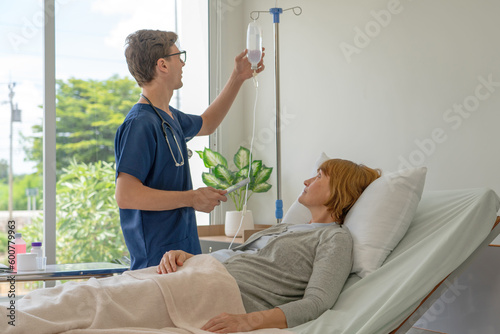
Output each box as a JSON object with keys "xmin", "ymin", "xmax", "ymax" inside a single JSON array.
[{"xmin": 164, "ymin": 50, "xmax": 186, "ymax": 63}]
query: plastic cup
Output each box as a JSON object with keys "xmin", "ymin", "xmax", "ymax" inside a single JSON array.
[{"xmin": 17, "ymin": 253, "xmax": 38, "ymax": 271}]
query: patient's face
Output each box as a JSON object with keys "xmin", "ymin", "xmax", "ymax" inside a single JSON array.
[{"xmin": 298, "ymin": 170, "xmax": 331, "ymax": 209}]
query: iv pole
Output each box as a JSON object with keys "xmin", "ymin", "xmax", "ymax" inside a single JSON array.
[{"xmin": 250, "ymin": 6, "xmax": 302, "ymax": 223}]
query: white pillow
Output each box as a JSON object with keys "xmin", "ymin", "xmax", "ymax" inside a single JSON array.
[{"xmin": 282, "ymin": 152, "xmax": 427, "ymax": 278}]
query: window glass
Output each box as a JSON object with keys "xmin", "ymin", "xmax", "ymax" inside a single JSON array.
[{"xmin": 0, "ymin": 0, "xmax": 44, "ymax": 297}]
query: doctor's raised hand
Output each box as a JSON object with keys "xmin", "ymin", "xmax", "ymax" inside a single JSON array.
[
  {"xmin": 236, "ymin": 48, "xmax": 266, "ymax": 79},
  {"xmin": 115, "ymin": 29, "xmax": 267, "ymax": 271}
]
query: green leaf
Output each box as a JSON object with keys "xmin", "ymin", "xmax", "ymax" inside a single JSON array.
[
  {"xmin": 95, "ymin": 200, "xmax": 104, "ymax": 210},
  {"xmin": 201, "ymin": 172, "xmax": 220, "ymax": 188},
  {"xmin": 195, "ymin": 150, "xmax": 204, "ymax": 160},
  {"xmin": 234, "ymin": 147, "xmax": 250, "ymax": 170},
  {"xmin": 214, "ymin": 165, "xmax": 234, "ymax": 184},
  {"xmin": 203, "ymin": 148, "xmax": 228, "ymax": 168},
  {"xmin": 236, "ymin": 166, "xmax": 250, "ymax": 179},
  {"xmin": 251, "ymin": 182, "xmax": 272, "ymax": 193},
  {"xmin": 250, "ymin": 160, "xmax": 262, "ymax": 177},
  {"xmin": 254, "ymin": 166, "xmax": 273, "ymax": 184}
]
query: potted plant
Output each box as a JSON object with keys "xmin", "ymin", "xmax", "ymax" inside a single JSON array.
[{"xmin": 196, "ymin": 146, "xmax": 273, "ymax": 237}]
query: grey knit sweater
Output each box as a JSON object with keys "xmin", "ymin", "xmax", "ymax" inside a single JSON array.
[{"xmin": 222, "ymin": 223, "xmax": 353, "ymax": 328}]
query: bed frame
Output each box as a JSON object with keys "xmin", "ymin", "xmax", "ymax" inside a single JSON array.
[{"xmin": 390, "ymin": 216, "xmax": 500, "ymax": 333}]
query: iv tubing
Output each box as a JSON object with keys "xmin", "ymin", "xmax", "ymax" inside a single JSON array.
[{"xmin": 228, "ymin": 71, "xmax": 259, "ymax": 249}]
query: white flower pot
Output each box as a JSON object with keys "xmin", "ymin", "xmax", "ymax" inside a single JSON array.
[{"xmin": 225, "ymin": 210, "xmax": 254, "ymax": 237}]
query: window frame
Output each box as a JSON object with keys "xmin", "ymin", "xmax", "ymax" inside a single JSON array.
[{"xmin": 43, "ymin": 0, "xmax": 56, "ymax": 266}]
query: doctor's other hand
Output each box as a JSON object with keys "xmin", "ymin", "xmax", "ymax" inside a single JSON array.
[
  {"xmin": 191, "ymin": 187, "xmax": 227, "ymax": 213},
  {"xmin": 157, "ymin": 250, "xmax": 194, "ymax": 274}
]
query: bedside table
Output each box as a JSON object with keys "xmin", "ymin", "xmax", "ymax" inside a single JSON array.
[
  {"xmin": 197, "ymin": 224, "xmax": 272, "ymax": 253},
  {"xmin": 198, "ymin": 225, "xmax": 241, "ymax": 253}
]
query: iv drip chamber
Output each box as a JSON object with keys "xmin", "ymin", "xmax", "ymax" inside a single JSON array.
[{"xmin": 246, "ymin": 21, "xmax": 262, "ymax": 70}]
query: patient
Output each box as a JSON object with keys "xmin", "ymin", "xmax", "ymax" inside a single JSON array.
[
  {"xmin": 0, "ymin": 159, "xmax": 380, "ymax": 334},
  {"xmin": 158, "ymin": 158, "xmax": 381, "ymax": 332}
]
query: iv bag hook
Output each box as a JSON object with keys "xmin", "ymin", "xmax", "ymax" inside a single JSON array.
[{"xmin": 250, "ymin": 6, "xmax": 302, "ymax": 21}]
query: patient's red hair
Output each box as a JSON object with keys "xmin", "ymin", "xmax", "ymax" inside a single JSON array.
[{"xmin": 319, "ymin": 159, "xmax": 381, "ymax": 224}]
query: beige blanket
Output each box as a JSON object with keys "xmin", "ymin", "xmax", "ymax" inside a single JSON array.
[{"xmin": 1, "ymin": 255, "xmax": 292, "ymax": 334}]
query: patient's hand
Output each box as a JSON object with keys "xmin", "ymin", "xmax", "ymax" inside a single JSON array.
[
  {"xmin": 157, "ymin": 250, "xmax": 194, "ymax": 274},
  {"xmin": 201, "ymin": 313, "xmax": 253, "ymax": 333},
  {"xmin": 202, "ymin": 308, "xmax": 287, "ymax": 332}
]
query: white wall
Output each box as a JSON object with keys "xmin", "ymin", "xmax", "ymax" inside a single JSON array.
[{"xmin": 216, "ymin": 0, "xmax": 500, "ymax": 225}]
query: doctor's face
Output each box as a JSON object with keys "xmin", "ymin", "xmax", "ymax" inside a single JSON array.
[
  {"xmin": 298, "ymin": 169, "xmax": 331, "ymax": 209},
  {"xmin": 164, "ymin": 45, "xmax": 185, "ymax": 89}
]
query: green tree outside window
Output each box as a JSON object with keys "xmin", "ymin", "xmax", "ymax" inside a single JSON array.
[{"xmin": 0, "ymin": 75, "xmax": 139, "ymax": 265}]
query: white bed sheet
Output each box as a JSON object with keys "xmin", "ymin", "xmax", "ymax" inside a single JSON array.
[{"xmin": 290, "ymin": 187, "xmax": 500, "ymax": 334}]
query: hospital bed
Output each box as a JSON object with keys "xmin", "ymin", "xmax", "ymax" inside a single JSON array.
[
  {"xmin": 3, "ymin": 171, "xmax": 499, "ymax": 334},
  {"xmin": 289, "ymin": 187, "xmax": 500, "ymax": 334}
]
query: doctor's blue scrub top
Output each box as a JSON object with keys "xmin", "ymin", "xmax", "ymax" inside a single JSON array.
[{"xmin": 114, "ymin": 103, "xmax": 203, "ymax": 270}]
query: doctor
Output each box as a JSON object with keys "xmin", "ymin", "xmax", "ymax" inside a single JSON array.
[{"xmin": 114, "ymin": 29, "xmax": 265, "ymax": 270}]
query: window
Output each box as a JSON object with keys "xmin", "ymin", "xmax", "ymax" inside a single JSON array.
[{"xmin": 0, "ymin": 0, "xmax": 210, "ymax": 281}]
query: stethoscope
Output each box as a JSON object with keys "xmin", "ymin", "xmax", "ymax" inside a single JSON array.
[{"xmin": 141, "ymin": 94, "xmax": 190, "ymax": 167}]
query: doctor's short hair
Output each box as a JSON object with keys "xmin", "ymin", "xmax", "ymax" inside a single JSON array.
[
  {"xmin": 319, "ymin": 159, "xmax": 381, "ymax": 224},
  {"xmin": 124, "ymin": 29, "xmax": 178, "ymax": 87}
]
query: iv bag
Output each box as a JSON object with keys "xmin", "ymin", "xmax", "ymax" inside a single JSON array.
[{"xmin": 247, "ymin": 21, "xmax": 262, "ymax": 70}]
